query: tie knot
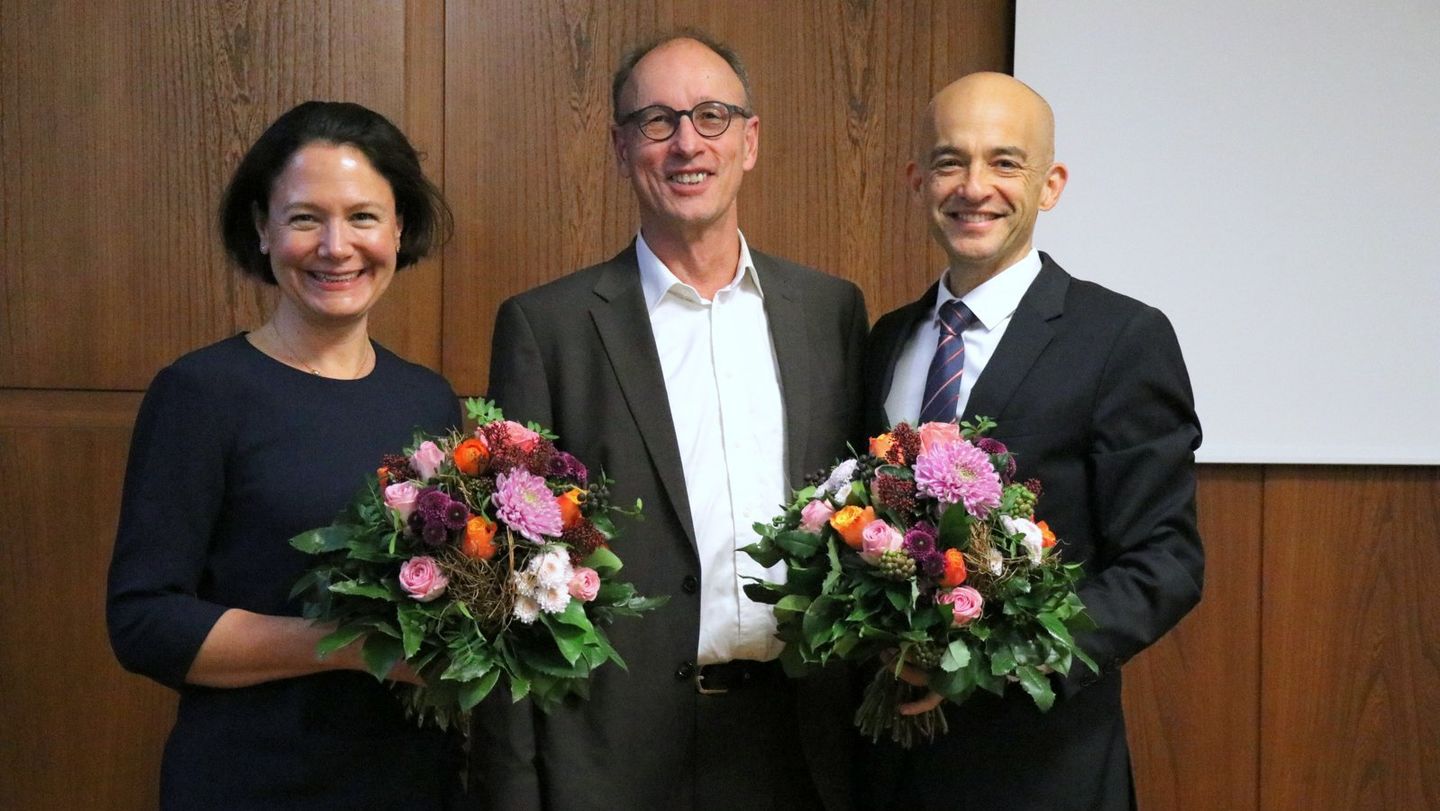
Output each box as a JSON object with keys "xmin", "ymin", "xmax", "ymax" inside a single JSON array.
[{"xmin": 938, "ymin": 299, "xmax": 974, "ymax": 335}]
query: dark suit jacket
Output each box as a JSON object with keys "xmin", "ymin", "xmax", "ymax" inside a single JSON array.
[
  {"xmin": 477, "ymin": 244, "xmax": 868, "ymax": 811},
  {"xmin": 862, "ymin": 254, "xmax": 1204, "ymax": 811}
]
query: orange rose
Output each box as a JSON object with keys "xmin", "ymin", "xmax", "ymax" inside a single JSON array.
[
  {"xmin": 452, "ymin": 438, "xmax": 490, "ymax": 476},
  {"xmin": 1037, "ymin": 520, "xmax": 1057, "ymax": 549},
  {"xmin": 376, "ymin": 466, "xmax": 390, "ymax": 488},
  {"xmin": 557, "ymin": 487, "xmax": 585, "ymax": 530},
  {"xmin": 461, "ymin": 515, "xmax": 498, "ymax": 560},
  {"xmin": 830, "ymin": 505, "xmax": 877, "ymax": 549},
  {"xmin": 869, "ymin": 433, "xmax": 896, "ymax": 461},
  {"xmin": 939, "ymin": 548, "xmax": 968, "ymax": 587}
]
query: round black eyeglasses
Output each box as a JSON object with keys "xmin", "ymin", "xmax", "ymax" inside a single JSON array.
[{"xmin": 618, "ymin": 101, "xmax": 752, "ymax": 141}]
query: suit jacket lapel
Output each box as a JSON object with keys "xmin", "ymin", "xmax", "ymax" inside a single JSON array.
[
  {"xmin": 964, "ymin": 254, "xmax": 1069, "ymax": 421},
  {"xmin": 875, "ymin": 283, "xmax": 939, "ymax": 429},
  {"xmin": 755, "ymin": 254, "xmax": 811, "ymax": 486},
  {"xmin": 588, "ymin": 247, "xmax": 697, "ymax": 549}
]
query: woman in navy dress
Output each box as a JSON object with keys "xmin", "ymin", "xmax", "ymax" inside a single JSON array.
[{"xmin": 107, "ymin": 102, "xmax": 462, "ymax": 809}]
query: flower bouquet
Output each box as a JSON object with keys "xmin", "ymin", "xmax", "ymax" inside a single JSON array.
[
  {"xmin": 742, "ymin": 417, "xmax": 1096, "ymax": 747},
  {"xmin": 289, "ymin": 399, "xmax": 665, "ymax": 731}
]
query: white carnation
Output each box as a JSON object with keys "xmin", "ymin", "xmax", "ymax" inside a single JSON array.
[
  {"xmin": 536, "ymin": 583, "xmax": 573, "ymax": 614},
  {"xmin": 512, "ymin": 594, "xmax": 541, "ymax": 624},
  {"xmin": 529, "ymin": 548, "xmax": 574, "ymax": 590}
]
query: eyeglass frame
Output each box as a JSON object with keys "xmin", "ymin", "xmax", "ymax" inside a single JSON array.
[{"xmin": 616, "ymin": 100, "xmax": 754, "ymax": 142}]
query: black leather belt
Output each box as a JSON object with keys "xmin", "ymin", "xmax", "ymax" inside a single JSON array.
[{"xmin": 695, "ymin": 659, "xmax": 781, "ymax": 695}]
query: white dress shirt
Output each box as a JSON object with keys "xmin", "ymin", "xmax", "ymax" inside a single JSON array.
[
  {"xmin": 636, "ymin": 231, "xmax": 788, "ymax": 664},
  {"xmin": 884, "ymin": 249, "xmax": 1044, "ymax": 426}
]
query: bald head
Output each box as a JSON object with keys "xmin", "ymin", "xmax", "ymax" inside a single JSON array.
[
  {"xmin": 920, "ymin": 72, "xmax": 1056, "ymax": 166},
  {"xmin": 907, "ymin": 71, "xmax": 1067, "ymax": 288}
]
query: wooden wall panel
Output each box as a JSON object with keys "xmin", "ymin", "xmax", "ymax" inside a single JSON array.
[
  {"xmin": 1125, "ymin": 465, "xmax": 1263, "ymax": 810},
  {"xmin": 440, "ymin": 0, "xmax": 1014, "ymax": 394},
  {"xmin": 0, "ymin": 0, "xmax": 444, "ymax": 390},
  {"xmin": 0, "ymin": 392, "xmax": 175, "ymax": 811},
  {"xmin": 1260, "ymin": 467, "xmax": 1440, "ymax": 810}
]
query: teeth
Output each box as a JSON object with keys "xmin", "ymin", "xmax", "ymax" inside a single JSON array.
[
  {"xmin": 671, "ymin": 172, "xmax": 707, "ymax": 185},
  {"xmin": 311, "ymin": 270, "xmax": 361, "ymax": 282},
  {"xmin": 955, "ymin": 213, "xmax": 997, "ymax": 223}
]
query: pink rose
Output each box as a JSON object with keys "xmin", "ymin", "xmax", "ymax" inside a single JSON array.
[
  {"xmin": 568, "ymin": 566, "xmax": 601, "ymax": 602},
  {"xmin": 938, "ymin": 585, "xmax": 984, "ymax": 625},
  {"xmin": 501, "ymin": 421, "xmax": 541, "ymax": 452},
  {"xmin": 383, "ymin": 481, "xmax": 422, "ymax": 521},
  {"xmin": 409, "ymin": 440, "xmax": 446, "ymax": 481},
  {"xmin": 859, "ymin": 519, "xmax": 904, "ymax": 564},
  {"xmin": 917, "ymin": 421, "xmax": 963, "ymax": 454},
  {"xmin": 398, "ymin": 556, "xmax": 448, "ymax": 602},
  {"xmin": 799, "ymin": 500, "xmax": 836, "ymax": 533}
]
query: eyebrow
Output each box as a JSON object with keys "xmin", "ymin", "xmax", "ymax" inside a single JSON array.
[{"xmin": 928, "ymin": 145, "xmax": 1030, "ymax": 162}]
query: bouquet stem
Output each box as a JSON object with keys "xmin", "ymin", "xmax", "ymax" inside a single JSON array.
[{"xmin": 855, "ymin": 664, "xmax": 948, "ymax": 748}]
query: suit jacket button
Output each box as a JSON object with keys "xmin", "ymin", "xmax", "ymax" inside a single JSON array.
[
  {"xmin": 675, "ymin": 661, "xmax": 696, "ymax": 681},
  {"xmin": 681, "ymin": 575, "xmax": 699, "ymax": 594}
]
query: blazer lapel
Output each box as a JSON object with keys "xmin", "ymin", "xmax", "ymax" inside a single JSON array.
[
  {"xmin": 588, "ymin": 248, "xmax": 697, "ymax": 549},
  {"xmin": 964, "ymin": 255, "xmax": 1069, "ymax": 421},
  {"xmin": 876, "ymin": 283, "xmax": 939, "ymax": 429},
  {"xmin": 755, "ymin": 255, "xmax": 811, "ymax": 486}
]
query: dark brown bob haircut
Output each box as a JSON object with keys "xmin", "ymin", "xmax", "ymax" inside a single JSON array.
[
  {"xmin": 218, "ymin": 101, "xmax": 452, "ymax": 284},
  {"xmin": 611, "ymin": 29, "xmax": 754, "ymax": 122}
]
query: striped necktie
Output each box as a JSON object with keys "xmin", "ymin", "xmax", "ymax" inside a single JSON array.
[{"xmin": 918, "ymin": 299, "xmax": 976, "ymax": 425}]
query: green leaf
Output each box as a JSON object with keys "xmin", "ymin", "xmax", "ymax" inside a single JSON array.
[
  {"xmin": 316, "ymin": 626, "xmax": 366, "ymax": 658},
  {"xmin": 397, "ymin": 603, "xmax": 427, "ymax": 658},
  {"xmin": 549, "ymin": 598, "xmax": 594, "ymax": 632},
  {"xmin": 940, "ymin": 638, "xmax": 971, "ymax": 673},
  {"xmin": 885, "ymin": 585, "xmax": 913, "ymax": 614},
  {"xmin": 937, "ymin": 504, "xmax": 972, "ymax": 551},
  {"xmin": 509, "ymin": 673, "xmax": 531, "ymax": 702},
  {"xmin": 458, "ymin": 668, "xmax": 501, "ymax": 711},
  {"xmin": 328, "ymin": 580, "xmax": 397, "ymax": 601},
  {"xmin": 1036, "ymin": 612, "xmax": 1076, "ymax": 648},
  {"xmin": 290, "ymin": 526, "xmax": 354, "ymax": 554},
  {"xmin": 990, "ymin": 643, "xmax": 1017, "ymax": 675},
  {"xmin": 802, "ymin": 596, "xmax": 845, "ymax": 644},
  {"xmin": 360, "ymin": 633, "xmax": 404, "ymax": 680},
  {"xmin": 741, "ymin": 538, "xmax": 783, "ymax": 568},
  {"xmin": 1015, "ymin": 665, "xmax": 1055, "ymax": 711},
  {"xmin": 774, "ymin": 529, "xmax": 823, "ymax": 559},
  {"xmin": 582, "ymin": 546, "xmax": 623, "ymax": 577},
  {"xmin": 742, "ymin": 581, "xmax": 786, "ymax": 605},
  {"xmin": 465, "ymin": 398, "xmax": 505, "ymax": 423}
]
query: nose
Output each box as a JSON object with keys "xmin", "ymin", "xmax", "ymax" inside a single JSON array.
[
  {"xmin": 959, "ymin": 165, "xmax": 989, "ymax": 201},
  {"xmin": 317, "ymin": 219, "xmax": 354, "ymax": 260},
  {"xmin": 668, "ymin": 115, "xmax": 703, "ymax": 155}
]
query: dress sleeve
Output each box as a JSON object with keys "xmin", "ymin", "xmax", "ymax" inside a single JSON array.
[
  {"xmin": 106, "ymin": 364, "xmax": 232, "ymax": 689},
  {"xmin": 1059, "ymin": 305, "xmax": 1205, "ymax": 698}
]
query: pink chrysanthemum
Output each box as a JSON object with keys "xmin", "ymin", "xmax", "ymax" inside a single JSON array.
[
  {"xmin": 913, "ymin": 439, "xmax": 1003, "ymax": 518},
  {"xmin": 494, "ymin": 469, "xmax": 564, "ymax": 543}
]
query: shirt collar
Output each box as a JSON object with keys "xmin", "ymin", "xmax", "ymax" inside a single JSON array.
[
  {"xmin": 636, "ymin": 230, "xmax": 762, "ymax": 311},
  {"xmin": 932, "ymin": 248, "xmax": 1043, "ymax": 330}
]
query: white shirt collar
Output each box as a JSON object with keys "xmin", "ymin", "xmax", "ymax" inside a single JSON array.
[
  {"xmin": 636, "ymin": 230, "xmax": 763, "ymax": 311},
  {"xmin": 933, "ymin": 248, "xmax": 1043, "ymax": 330}
]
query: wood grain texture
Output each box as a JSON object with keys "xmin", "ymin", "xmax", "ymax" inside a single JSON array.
[
  {"xmin": 0, "ymin": 0, "xmax": 441, "ymax": 389},
  {"xmin": 1260, "ymin": 466, "xmax": 1440, "ymax": 810},
  {"xmin": 1124, "ymin": 465, "xmax": 1263, "ymax": 810},
  {"xmin": 0, "ymin": 394, "xmax": 174, "ymax": 811},
  {"xmin": 440, "ymin": 0, "xmax": 1013, "ymax": 393}
]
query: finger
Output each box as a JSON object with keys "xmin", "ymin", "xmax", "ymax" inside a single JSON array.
[
  {"xmin": 896, "ymin": 663, "xmax": 930, "ymax": 688},
  {"xmin": 897, "ymin": 690, "xmax": 945, "ymax": 716}
]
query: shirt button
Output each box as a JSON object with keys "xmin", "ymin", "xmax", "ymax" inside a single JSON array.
[
  {"xmin": 681, "ymin": 575, "xmax": 699, "ymax": 594},
  {"xmin": 675, "ymin": 661, "xmax": 696, "ymax": 681}
]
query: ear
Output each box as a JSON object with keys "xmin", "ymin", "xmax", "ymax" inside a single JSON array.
[
  {"xmin": 612, "ymin": 124, "xmax": 633, "ymax": 179},
  {"xmin": 740, "ymin": 114, "xmax": 760, "ymax": 172},
  {"xmin": 252, "ymin": 203, "xmax": 269, "ymax": 253},
  {"xmin": 905, "ymin": 160, "xmax": 924, "ymax": 197},
  {"xmin": 1039, "ymin": 162, "xmax": 1068, "ymax": 211}
]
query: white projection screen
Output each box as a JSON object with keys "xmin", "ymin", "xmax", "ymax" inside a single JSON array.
[{"xmin": 1015, "ymin": 1, "xmax": 1440, "ymax": 463}]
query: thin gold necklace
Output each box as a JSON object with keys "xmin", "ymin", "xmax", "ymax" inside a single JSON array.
[{"xmin": 267, "ymin": 323, "xmax": 370, "ymax": 379}]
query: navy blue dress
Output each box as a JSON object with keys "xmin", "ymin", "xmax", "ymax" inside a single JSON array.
[{"xmin": 107, "ymin": 334, "xmax": 462, "ymax": 810}]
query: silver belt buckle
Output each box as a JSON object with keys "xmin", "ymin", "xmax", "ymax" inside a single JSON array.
[{"xmin": 694, "ymin": 665, "xmax": 728, "ymax": 695}]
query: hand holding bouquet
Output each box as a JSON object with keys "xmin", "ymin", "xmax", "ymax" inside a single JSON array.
[
  {"xmin": 743, "ymin": 417, "xmax": 1095, "ymax": 747},
  {"xmin": 290, "ymin": 399, "xmax": 664, "ymax": 731}
]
